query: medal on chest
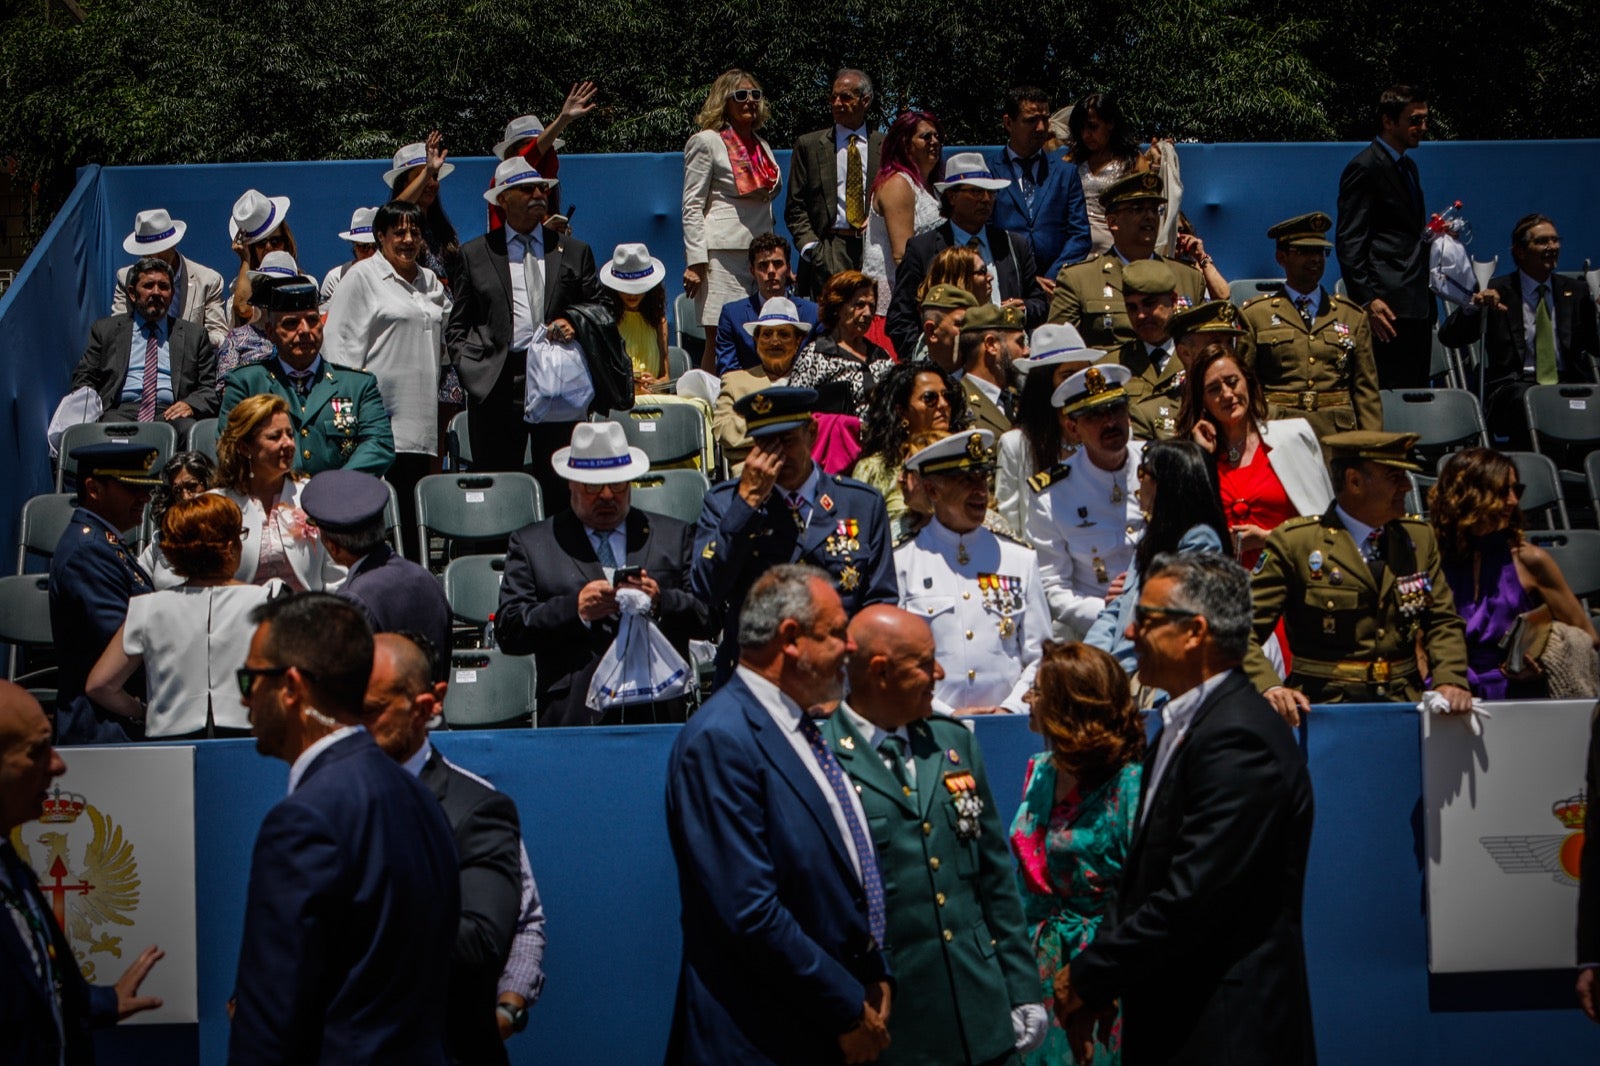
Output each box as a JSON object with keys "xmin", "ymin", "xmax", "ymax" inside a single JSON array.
[
  {"xmin": 1092, "ymin": 551, "xmax": 1109, "ymax": 585},
  {"xmin": 331, "ymin": 397, "xmax": 355, "ymax": 433},
  {"xmin": 944, "ymin": 770, "xmax": 984, "ymax": 841},
  {"xmin": 979, "ymin": 572, "xmax": 1021, "ymax": 638}
]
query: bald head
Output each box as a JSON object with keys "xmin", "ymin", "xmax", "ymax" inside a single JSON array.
[
  {"xmin": 363, "ymin": 633, "xmax": 445, "ymax": 764},
  {"xmin": 0, "ymin": 681, "xmax": 64, "ymax": 833},
  {"xmin": 845, "ymin": 605, "xmax": 943, "ymax": 730}
]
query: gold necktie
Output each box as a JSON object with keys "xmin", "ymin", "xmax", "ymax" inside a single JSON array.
[
  {"xmin": 1534, "ymin": 284, "xmax": 1558, "ymax": 385},
  {"xmin": 845, "ymin": 134, "xmax": 866, "ymax": 230}
]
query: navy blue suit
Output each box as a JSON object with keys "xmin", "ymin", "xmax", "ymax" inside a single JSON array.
[
  {"xmin": 664, "ymin": 675, "xmax": 892, "ymax": 1065},
  {"xmin": 229, "ymin": 730, "xmax": 459, "ymax": 1066},
  {"xmin": 986, "ymin": 147, "xmax": 1092, "ymax": 278},
  {"xmin": 714, "ymin": 292, "xmax": 821, "ymax": 375},
  {"xmin": 0, "ymin": 841, "xmax": 118, "ymax": 1066},
  {"xmin": 338, "ymin": 543, "xmax": 453, "ymax": 680},
  {"xmin": 47, "ymin": 508, "xmax": 152, "ymax": 744},
  {"xmin": 691, "ymin": 470, "xmax": 896, "ymax": 679}
]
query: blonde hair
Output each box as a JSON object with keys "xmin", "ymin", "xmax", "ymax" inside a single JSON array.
[
  {"xmin": 217, "ymin": 393, "xmax": 299, "ymax": 493},
  {"xmin": 695, "ymin": 69, "xmax": 769, "ymax": 132},
  {"xmin": 916, "ymin": 246, "xmax": 986, "ymax": 302}
]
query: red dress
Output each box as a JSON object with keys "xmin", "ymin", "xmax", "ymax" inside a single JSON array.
[{"xmin": 1218, "ymin": 444, "xmax": 1298, "ymax": 670}]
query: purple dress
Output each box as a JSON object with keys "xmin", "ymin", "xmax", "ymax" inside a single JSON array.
[{"xmin": 1441, "ymin": 530, "xmax": 1538, "ymax": 700}]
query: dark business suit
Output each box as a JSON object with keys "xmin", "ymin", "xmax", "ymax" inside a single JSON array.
[
  {"xmin": 339, "ymin": 544, "xmax": 454, "ymax": 680},
  {"xmin": 886, "ymin": 222, "xmax": 1048, "ymax": 360},
  {"xmin": 494, "ymin": 507, "xmax": 712, "ymax": 726},
  {"xmin": 445, "ymin": 226, "xmax": 607, "ymax": 493},
  {"xmin": 1071, "ymin": 669, "xmax": 1316, "ymax": 1065},
  {"xmin": 0, "ymin": 841, "xmax": 118, "ymax": 1066},
  {"xmin": 68, "ymin": 312, "xmax": 218, "ymax": 428},
  {"xmin": 220, "ymin": 358, "xmax": 395, "ymax": 476},
  {"xmin": 785, "ymin": 126, "xmax": 884, "ymax": 295},
  {"xmin": 664, "ymin": 676, "xmax": 893, "ymax": 1065},
  {"xmin": 1438, "ymin": 270, "xmax": 1600, "ymax": 447},
  {"xmin": 230, "ymin": 730, "xmax": 459, "ymax": 1066},
  {"xmin": 985, "ymin": 147, "xmax": 1093, "ymax": 279},
  {"xmin": 418, "ymin": 749, "xmax": 523, "ymax": 1066},
  {"xmin": 1335, "ymin": 140, "xmax": 1433, "ymax": 388},
  {"xmin": 1578, "ymin": 705, "xmax": 1600, "ymax": 969}
]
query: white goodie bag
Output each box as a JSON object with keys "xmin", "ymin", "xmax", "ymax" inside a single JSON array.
[
  {"xmin": 524, "ymin": 324, "xmax": 595, "ymax": 424},
  {"xmin": 585, "ymin": 587, "xmax": 693, "ymax": 715}
]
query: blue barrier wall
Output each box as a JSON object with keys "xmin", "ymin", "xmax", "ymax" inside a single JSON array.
[
  {"xmin": 2, "ymin": 141, "xmax": 1598, "ymax": 566},
  {"xmin": 92, "ymin": 707, "xmax": 1596, "ymax": 1065}
]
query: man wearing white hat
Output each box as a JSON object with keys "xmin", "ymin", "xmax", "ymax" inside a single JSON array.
[
  {"xmin": 490, "ymin": 84, "xmax": 598, "ymax": 223},
  {"xmin": 1025, "ymin": 360, "xmax": 1147, "ymax": 639},
  {"xmin": 111, "ymin": 208, "xmax": 227, "ymax": 346},
  {"xmin": 896, "ymin": 430, "xmax": 1048, "ymax": 715},
  {"xmin": 446, "ymin": 156, "xmax": 609, "ymax": 504},
  {"xmin": 319, "ymin": 207, "xmax": 380, "ymax": 309},
  {"xmin": 885, "ymin": 151, "xmax": 1047, "ymax": 358},
  {"xmin": 494, "ymin": 422, "xmax": 712, "ymax": 726},
  {"xmin": 226, "ymin": 188, "xmax": 294, "ymax": 326}
]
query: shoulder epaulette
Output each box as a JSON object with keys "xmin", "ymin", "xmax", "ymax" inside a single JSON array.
[
  {"xmin": 1280, "ymin": 514, "xmax": 1322, "ymax": 530},
  {"xmin": 994, "ymin": 528, "xmax": 1033, "ymax": 549},
  {"xmin": 1241, "ymin": 293, "xmax": 1277, "ymax": 310},
  {"xmin": 1028, "ymin": 461, "xmax": 1071, "ymax": 494},
  {"xmin": 893, "ymin": 528, "xmax": 918, "ymax": 549}
]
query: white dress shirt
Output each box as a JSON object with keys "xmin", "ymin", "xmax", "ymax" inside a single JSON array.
[
  {"xmin": 1139, "ymin": 668, "xmax": 1233, "ymax": 825},
  {"xmin": 833, "ymin": 124, "xmax": 870, "ymax": 229},
  {"xmin": 736, "ymin": 665, "xmax": 868, "ymax": 882},
  {"xmin": 288, "ymin": 725, "xmax": 363, "ymax": 794},
  {"xmin": 507, "ymin": 227, "xmax": 546, "ymax": 351}
]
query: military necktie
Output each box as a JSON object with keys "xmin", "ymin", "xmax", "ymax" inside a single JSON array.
[
  {"xmin": 1534, "ymin": 284, "xmax": 1558, "ymax": 384},
  {"xmin": 845, "ymin": 134, "xmax": 867, "ymax": 230},
  {"xmin": 288, "ymin": 369, "xmax": 314, "ymax": 397},
  {"xmin": 137, "ymin": 325, "xmax": 160, "ymax": 422},
  {"xmin": 1363, "ymin": 527, "xmax": 1387, "ymax": 583},
  {"xmin": 798, "ymin": 715, "xmax": 887, "ymax": 944},
  {"xmin": 785, "ymin": 490, "xmax": 809, "ymax": 532},
  {"xmin": 1295, "ymin": 295, "xmax": 1314, "ymax": 327},
  {"xmin": 879, "ymin": 733, "xmax": 914, "ymax": 801}
]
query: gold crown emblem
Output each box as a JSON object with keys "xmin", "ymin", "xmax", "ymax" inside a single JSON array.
[
  {"xmin": 1553, "ymin": 792, "xmax": 1587, "ymax": 829},
  {"xmin": 39, "ymin": 785, "xmax": 87, "ymax": 824},
  {"xmin": 1217, "ymin": 302, "xmax": 1238, "ymax": 325},
  {"xmin": 966, "ymin": 434, "xmax": 987, "ymax": 460},
  {"xmin": 749, "ymin": 394, "xmax": 772, "ymax": 415},
  {"xmin": 1084, "ymin": 367, "xmax": 1107, "ymax": 395}
]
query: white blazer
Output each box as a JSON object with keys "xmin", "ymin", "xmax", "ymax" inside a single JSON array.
[
  {"xmin": 994, "ymin": 429, "xmax": 1033, "ymax": 544},
  {"xmin": 113, "ymin": 254, "xmax": 229, "ymax": 347},
  {"xmin": 218, "ymin": 481, "xmax": 346, "ymax": 591},
  {"xmin": 1260, "ymin": 417, "xmax": 1334, "ymax": 518},
  {"xmin": 681, "ymin": 128, "xmax": 780, "ymax": 264}
]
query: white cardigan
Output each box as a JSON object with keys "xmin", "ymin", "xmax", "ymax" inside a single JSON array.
[
  {"xmin": 218, "ymin": 480, "xmax": 346, "ymax": 591},
  {"xmin": 1258, "ymin": 418, "xmax": 1335, "ymax": 518},
  {"xmin": 681, "ymin": 128, "xmax": 780, "ymax": 264}
]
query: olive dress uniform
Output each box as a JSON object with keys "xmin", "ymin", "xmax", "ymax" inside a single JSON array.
[
  {"xmin": 1237, "ymin": 285, "xmax": 1383, "ymax": 438},
  {"xmin": 821, "ymin": 707, "xmax": 1038, "ymax": 1066},
  {"xmin": 1245, "ymin": 507, "xmax": 1469, "ymax": 702},
  {"xmin": 1046, "ymin": 252, "xmax": 1206, "ymax": 351},
  {"xmin": 1116, "ymin": 338, "xmax": 1184, "ymax": 440},
  {"xmin": 220, "ymin": 358, "xmax": 396, "ymax": 476}
]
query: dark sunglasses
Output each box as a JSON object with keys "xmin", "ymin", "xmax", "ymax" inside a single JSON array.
[
  {"xmin": 1508, "ymin": 481, "xmax": 1527, "ymax": 497},
  {"xmin": 730, "ymin": 89, "xmax": 764, "ymax": 103},
  {"xmin": 1133, "ymin": 604, "xmax": 1200, "ymax": 629},
  {"xmin": 237, "ymin": 665, "xmax": 289, "ymax": 697}
]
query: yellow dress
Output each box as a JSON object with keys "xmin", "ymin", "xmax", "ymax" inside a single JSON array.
[{"xmin": 618, "ymin": 309, "xmax": 663, "ymax": 379}]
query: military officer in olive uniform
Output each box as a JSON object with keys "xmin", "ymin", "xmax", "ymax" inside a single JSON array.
[
  {"xmin": 956, "ymin": 304, "xmax": 1028, "ymax": 437},
  {"xmin": 1113, "ymin": 259, "xmax": 1186, "ymax": 440},
  {"xmin": 693, "ymin": 387, "xmax": 897, "ymax": 680},
  {"xmin": 219, "ymin": 273, "xmax": 395, "ymax": 476},
  {"xmin": 1237, "ymin": 212, "xmax": 1383, "ymax": 438},
  {"xmin": 1245, "ymin": 430, "xmax": 1472, "ymax": 724},
  {"xmin": 895, "ymin": 431, "xmax": 1048, "ymax": 716},
  {"xmin": 1046, "ymin": 171, "xmax": 1207, "ymax": 350},
  {"xmin": 1169, "ymin": 298, "xmax": 1246, "ymax": 363},
  {"xmin": 823, "ymin": 605, "xmax": 1046, "ymax": 1065},
  {"xmin": 1025, "ymin": 362, "xmax": 1146, "ymax": 639}
]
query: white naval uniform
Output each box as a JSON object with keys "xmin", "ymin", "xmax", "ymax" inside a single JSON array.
[
  {"xmin": 1025, "ymin": 440, "xmax": 1146, "ymax": 639},
  {"xmin": 895, "ymin": 518, "xmax": 1048, "ymax": 714}
]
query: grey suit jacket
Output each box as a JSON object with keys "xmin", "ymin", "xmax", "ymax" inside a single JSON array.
[
  {"xmin": 112, "ymin": 255, "xmax": 228, "ymax": 346},
  {"xmin": 68, "ymin": 312, "xmax": 218, "ymax": 417},
  {"xmin": 784, "ymin": 126, "xmax": 885, "ymax": 278}
]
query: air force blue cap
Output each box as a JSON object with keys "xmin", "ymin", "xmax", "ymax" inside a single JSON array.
[
  {"xmin": 300, "ymin": 469, "xmax": 389, "ymax": 532},
  {"xmin": 733, "ymin": 386, "xmax": 819, "ymax": 437}
]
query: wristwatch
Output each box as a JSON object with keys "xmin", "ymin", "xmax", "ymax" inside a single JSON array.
[{"xmin": 496, "ymin": 1001, "xmax": 529, "ymax": 1035}]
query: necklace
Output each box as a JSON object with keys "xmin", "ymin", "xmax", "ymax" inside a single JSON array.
[{"xmin": 1224, "ymin": 432, "xmax": 1252, "ymax": 466}]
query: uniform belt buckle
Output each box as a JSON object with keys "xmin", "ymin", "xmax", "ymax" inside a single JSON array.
[
  {"xmin": 1370, "ymin": 659, "xmax": 1391, "ymax": 684},
  {"xmin": 1301, "ymin": 390, "xmax": 1318, "ymax": 411}
]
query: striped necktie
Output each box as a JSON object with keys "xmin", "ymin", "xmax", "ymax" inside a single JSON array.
[{"xmin": 798, "ymin": 715, "xmax": 886, "ymax": 945}]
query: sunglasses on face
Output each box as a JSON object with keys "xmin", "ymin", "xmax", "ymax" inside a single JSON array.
[
  {"xmin": 731, "ymin": 89, "xmax": 763, "ymax": 103},
  {"xmin": 1133, "ymin": 604, "xmax": 1200, "ymax": 629},
  {"xmin": 237, "ymin": 665, "xmax": 288, "ymax": 697},
  {"xmin": 916, "ymin": 390, "xmax": 950, "ymax": 406}
]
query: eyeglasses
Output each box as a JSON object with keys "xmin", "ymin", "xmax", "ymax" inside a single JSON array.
[
  {"xmin": 827, "ymin": 91, "xmax": 861, "ymax": 102},
  {"xmin": 236, "ymin": 665, "xmax": 291, "ymax": 697},
  {"xmin": 1404, "ymin": 113, "xmax": 1429, "ymax": 126},
  {"xmin": 1133, "ymin": 604, "xmax": 1200, "ymax": 629},
  {"xmin": 576, "ymin": 481, "xmax": 629, "ymax": 496},
  {"xmin": 915, "ymin": 390, "xmax": 950, "ymax": 406},
  {"xmin": 730, "ymin": 89, "xmax": 764, "ymax": 103},
  {"xmin": 1508, "ymin": 481, "xmax": 1527, "ymax": 498}
]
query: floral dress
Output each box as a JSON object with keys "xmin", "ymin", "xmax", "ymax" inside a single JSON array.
[{"xmin": 1009, "ymin": 754, "xmax": 1141, "ymax": 1065}]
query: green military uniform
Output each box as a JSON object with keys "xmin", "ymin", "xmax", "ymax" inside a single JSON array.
[
  {"xmin": 1236, "ymin": 212, "xmax": 1383, "ymax": 438},
  {"xmin": 1047, "ymin": 251, "xmax": 1206, "ymax": 351},
  {"xmin": 961, "ymin": 376, "xmax": 1013, "ymax": 438},
  {"xmin": 822, "ymin": 708, "xmax": 1037, "ymax": 1065},
  {"xmin": 1244, "ymin": 432, "xmax": 1469, "ymax": 703},
  {"xmin": 1117, "ymin": 337, "xmax": 1184, "ymax": 440},
  {"xmin": 220, "ymin": 359, "xmax": 395, "ymax": 476},
  {"xmin": 958, "ymin": 304, "xmax": 1024, "ymax": 437}
]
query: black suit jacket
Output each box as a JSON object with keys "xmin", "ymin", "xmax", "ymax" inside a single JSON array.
[
  {"xmin": 339, "ymin": 544, "xmax": 454, "ymax": 681},
  {"xmin": 1579, "ymin": 705, "xmax": 1600, "ymax": 965},
  {"xmin": 885, "ymin": 221, "xmax": 1048, "ymax": 359},
  {"xmin": 1072, "ymin": 669, "xmax": 1316, "ymax": 1065},
  {"xmin": 445, "ymin": 225, "xmax": 607, "ymax": 402},
  {"xmin": 68, "ymin": 312, "xmax": 218, "ymax": 417},
  {"xmin": 1438, "ymin": 270, "xmax": 1600, "ymax": 398},
  {"xmin": 1335, "ymin": 141, "xmax": 1430, "ymax": 319},
  {"xmin": 418, "ymin": 750, "xmax": 523, "ymax": 1066},
  {"xmin": 784, "ymin": 126, "xmax": 884, "ymax": 278},
  {"xmin": 494, "ymin": 507, "xmax": 713, "ymax": 727}
]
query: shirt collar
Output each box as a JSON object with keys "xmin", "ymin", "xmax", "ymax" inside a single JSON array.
[
  {"xmin": 400, "ymin": 738, "xmax": 432, "ymax": 778},
  {"xmin": 137, "ymin": 313, "xmax": 171, "ymax": 338},
  {"xmin": 835, "ymin": 124, "xmax": 868, "ymax": 147},
  {"xmin": 784, "ymin": 465, "xmax": 822, "ymax": 507},
  {"xmin": 1160, "ymin": 668, "xmax": 1234, "ymax": 733},
  {"xmin": 1374, "ymin": 137, "xmax": 1404, "ymax": 163},
  {"xmin": 839, "ymin": 702, "xmax": 907, "ymax": 752},
  {"xmin": 966, "ymin": 372, "xmax": 1001, "ymax": 404},
  {"xmin": 736, "ymin": 665, "xmax": 808, "ymax": 727},
  {"xmin": 277, "ymin": 354, "xmax": 323, "ymax": 380},
  {"xmin": 288, "ymin": 725, "xmax": 363, "ymax": 794},
  {"xmin": 1005, "ymin": 145, "xmax": 1039, "ymax": 164},
  {"xmin": 1520, "ymin": 270, "xmax": 1554, "ymax": 303},
  {"xmin": 950, "ymin": 222, "xmax": 987, "ymax": 250},
  {"xmin": 1334, "ymin": 503, "xmax": 1378, "ymax": 549},
  {"xmin": 1283, "ymin": 284, "xmax": 1318, "ymax": 309}
]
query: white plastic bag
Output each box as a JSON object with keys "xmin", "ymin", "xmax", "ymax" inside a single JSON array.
[
  {"xmin": 1429, "ymin": 234, "xmax": 1477, "ymax": 306},
  {"xmin": 47, "ymin": 387, "xmax": 103, "ymax": 459},
  {"xmin": 585, "ymin": 587, "xmax": 693, "ymax": 715},
  {"xmin": 524, "ymin": 324, "xmax": 594, "ymax": 424}
]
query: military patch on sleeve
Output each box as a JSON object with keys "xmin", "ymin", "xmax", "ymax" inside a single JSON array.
[
  {"xmin": 1253, "ymin": 548, "xmax": 1270, "ymax": 575},
  {"xmin": 701, "ymin": 541, "xmax": 717, "ymax": 559}
]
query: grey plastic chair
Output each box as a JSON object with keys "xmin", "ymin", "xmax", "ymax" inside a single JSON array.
[
  {"xmin": 56, "ymin": 422, "xmax": 178, "ymax": 491},
  {"xmin": 442, "ymin": 554, "xmax": 507, "ymax": 631},
  {"xmin": 1506, "ymin": 451, "xmax": 1569, "ymax": 529},
  {"xmin": 629, "ymin": 469, "xmax": 710, "ymax": 526},
  {"xmin": 0, "ymin": 574, "xmax": 53, "ymax": 680},
  {"xmin": 1379, "ymin": 389, "xmax": 1487, "ymax": 470},
  {"xmin": 1405, "ymin": 473, "xmax": 1437, "ymax": 516},
  {"xmin": 1587, "ymin": 451, "xmax": 1600, "ymax": 520},
  {"xmin": 608, "ymin": 403, "xmax": 709, "ymax": 471},
  {"xmin": 445, "ymin": 409, "xmax": 532, "ymax": 471},
  {"xmin": 442, "ymin": 650, "xmax": 536, "ymax": 728},
  {"xmin": 1526, "ymin": 530, "xmax": 1600, "ymax": 605},
  {"xmin": 674, "ymin": 294, "xmax": 706, "ymax": 347},
  {"xmin": 666, "ymin": 345, "xmax": 692, "ymax": 382},
  {"xmin": 187, "ymin": 418, "xmax": 220, "ymax": 461},
  {"xmin": 17, "ymin": 493, "xmax": 80, "ymax": 572},
  {"xmin": 1524, "ymin": 385, "xmax": 1600, "ymax": 490},
  {"xmin": 381, "ymin": 478, "xmax": 404, "ymax": 554},
  {"xmin": 1226, "ymin": 278, "xmax": 1286, "ymax": 307},
  {"xmin": 414, "ymin": 473, "xmax": 543, "ymax": 569}
]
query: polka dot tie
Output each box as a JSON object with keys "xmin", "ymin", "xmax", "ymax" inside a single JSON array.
[{"xmin": 799, "ymin": 714, "xmax": 886, "ymax": 946}]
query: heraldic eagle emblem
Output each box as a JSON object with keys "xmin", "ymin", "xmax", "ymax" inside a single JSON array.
[
  {"xmin": 8, "ymin": 784, "xmax": 141, "ymax": 982},
  {"xmin": 1479, "ymin": 790, "xmax": 1586, "ymax": 887}
]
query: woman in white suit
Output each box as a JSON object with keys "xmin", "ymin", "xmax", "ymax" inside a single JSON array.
[
  {"xmin": 681, "ymin": 68, "xmax": 781, "ymax": 367},
  {"xmin": 212, "ymin": 393, "xmax": 345, "ymax": 591}
]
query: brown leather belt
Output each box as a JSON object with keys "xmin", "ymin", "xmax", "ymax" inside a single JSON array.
[
  {"xmin": 830, "ymin": 227, "xmax": 865, "ymax": 238},
  {"xmin": 1265, "ymin": 389, "xmax": 1351, "ymax": 412},
  {"xmin": 1290, "ymin": 657, "xmax": 1418, "ymax": 685}
]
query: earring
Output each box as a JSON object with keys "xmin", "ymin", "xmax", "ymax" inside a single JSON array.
[{"xmin": 898, "ymin": 418, "xmax": 910, "ymax": 432}]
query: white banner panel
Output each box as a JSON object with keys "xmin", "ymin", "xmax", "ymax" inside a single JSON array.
[
  {"xmin": 1423, "ymin": 699, "xmax": 1596, "ymax": 973},
  {"xmin": 7, "ymin": 745, "xmax": 198, "ymax": 1022}
]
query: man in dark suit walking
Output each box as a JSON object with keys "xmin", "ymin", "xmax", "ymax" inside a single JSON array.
[
  {"xmin": 363, "ymin": 632, "xmax": 524, "ymax": 1066},
  {"xmin": 230, "ymin": 593, "xmax": 458, "ymax": 1066},
  {"xmin": 1057, "ymin": 552, "xmax": 1316, "ymax": 1065},
  {"xmin": 446, "ymin": 156, "xmax": 611, "ymax": 503},
  {"xmin": 784, "ymin": 68, "xmax": 883, "ymax": 297},
  {"xmin": 0, "ymin": 680, "xmax": 165, "ymax": 1065},
  {"xmin": 1439, "ymin": 213, "xmax": 1599, "ymax": 448},
  {"xmin": 665, "ymin": 564, "xmax": 893, "ymax": 1065},
  {"xmin": 886, "ymin": 153, "xmax": 1049, "ymax": 358},
  {"xmin": 1336, "ymin": 84, "xmax": 1433, "ymax": 389},
  {"xmin": 986, "ymin": 86, "xmax": 1092, "ymax": 285},
  {"xmin": 495, "ymin": 422, "xmax": 713, "ymax": 726},
  {"xmin": 1578, "ymin": 692, "xmax": 1600, "ymax": 1022},
  {"xmin": 68, "ymin": 256, "xmax": 218, "ymax": 432}
]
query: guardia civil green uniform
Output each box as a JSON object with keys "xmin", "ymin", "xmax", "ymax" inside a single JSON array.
[
  {"xmin": 1244, "ymin": 432, "xmax": 1469, "ymax": 703},
  {"xmin": 821, "ymin": 708, "xmax": 1037, "ymax": 1065},
  {"xmin": 1236, "ymin": 213, "xmax": 1383, "ymax": 438}
]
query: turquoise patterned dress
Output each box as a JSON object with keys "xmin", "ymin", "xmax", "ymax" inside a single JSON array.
[{"xmin": 1008, "ymin": 754, "xmax": 1141, "ymax": 1065}]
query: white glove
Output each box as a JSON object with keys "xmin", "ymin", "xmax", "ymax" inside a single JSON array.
[
  {"xmin": 1012, "ymin": 1002, "xmax": 1049, "ymax": 1053},
  {"xmin": 1417, "ymin": 690, "xmax": 1491, "ymax": 736}
]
